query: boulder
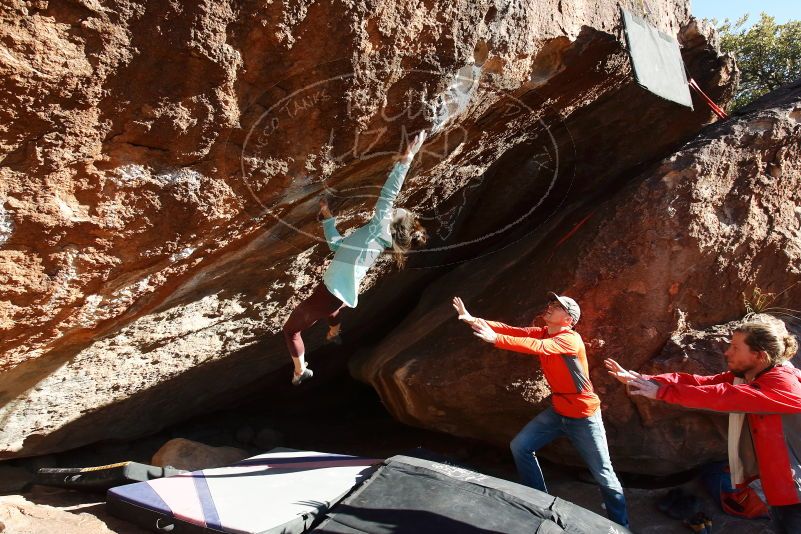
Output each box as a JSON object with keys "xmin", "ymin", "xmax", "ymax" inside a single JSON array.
[
  {"xmin": 150, "ymin": 438, "xmax": 249, "ymax": 471},
  {"xmin": 0, "ymin": 0, "xmax": 734, "ymax": 458}
]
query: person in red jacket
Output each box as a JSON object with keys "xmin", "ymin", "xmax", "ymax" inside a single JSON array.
[
  {"xmin": 605, "ymin": 314, "xmax": 801, "ymax": 534},
  {"xmin": 453, "ymin": 293, "xmax": 629, "ymax": 528}
]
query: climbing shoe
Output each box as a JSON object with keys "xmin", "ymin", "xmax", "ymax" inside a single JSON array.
[{"xmin": 291, "ymin": 367, "xmax": 314, "ymax": 386}]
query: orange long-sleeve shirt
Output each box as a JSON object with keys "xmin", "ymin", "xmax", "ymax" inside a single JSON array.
[{"xmin": 487, "ymin": 321, "xmax": 600, "ymax": 418}]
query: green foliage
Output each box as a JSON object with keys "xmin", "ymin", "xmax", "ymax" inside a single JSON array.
[{"xmin": 713, "ymin": 13, "xmax": 801, "ymax": 110}]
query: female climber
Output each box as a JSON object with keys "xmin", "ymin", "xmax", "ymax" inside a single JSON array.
[{"xmin": 283, "ymin": 131, "xmax": 429, "ymax": 385}]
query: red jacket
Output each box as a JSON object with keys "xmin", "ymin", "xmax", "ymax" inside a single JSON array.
[
  {"xmin": 488, "ymin": 322, "xmax": 600, "ymax": 418},
  {"xmin": 649, "ymin": 365, "xmax": 801, "ymax": 505}
]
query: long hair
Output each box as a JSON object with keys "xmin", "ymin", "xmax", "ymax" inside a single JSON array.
[
  {"xmin": 389, "ymin": 210, "xmax": 427, "ymax": 269},
  {"xmin": 735, "ymin": 313, "xmax": 799, "ymax": 365}
]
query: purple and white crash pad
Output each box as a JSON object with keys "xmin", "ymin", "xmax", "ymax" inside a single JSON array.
[{"xmin": 106, "ymin": 448, "xmax": 381, "ymax": 534}]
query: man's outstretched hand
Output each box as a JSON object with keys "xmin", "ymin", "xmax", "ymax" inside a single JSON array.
[
  {"xmin": 471, "ymin": 318, "xmax": 497, "ymax": 344},
  {"xmin": 604, "ymin": 358, "xmax": 660, "ymax": 399},
  {"xmin": 452, "ymin": 296, "xmax": 478, "ymax": 325},
  {"xmin": 627, "ymin": 376, "xmax": 661, "ymax": 399},
  {"xmin": 453, "ymin": 296, "xmax": 496, "ymax": 343},
  {"xmin": 604, "ymin": 358, "xmax": 641, "ymax": 384}
]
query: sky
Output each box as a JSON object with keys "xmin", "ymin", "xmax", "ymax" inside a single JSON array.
[{"xmin": 692, "ymin": 0, "xmax": 799, "ymax": 26}]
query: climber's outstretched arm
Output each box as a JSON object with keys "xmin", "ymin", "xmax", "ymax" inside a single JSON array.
[
  {"xmin": 371, "ymin": 131, "xmax": 427, "ymax": 225},
  {"xmin": 320, "ymin": 198, "xmax": 343, "ymax": 252}
]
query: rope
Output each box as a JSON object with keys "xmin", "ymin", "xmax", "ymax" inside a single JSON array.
[{"xmin": 688, "ymin": 78, "xmax": 729, "ymax": 119}]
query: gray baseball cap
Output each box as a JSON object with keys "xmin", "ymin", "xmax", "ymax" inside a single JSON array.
[{"xmin": 547, "ymin": 291, "xmax": 581, "ymax": 326}]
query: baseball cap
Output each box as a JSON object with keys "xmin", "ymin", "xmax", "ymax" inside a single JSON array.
[{"xmin": 547, "ymin": 291, "xmax": 581, "ymax": 326}]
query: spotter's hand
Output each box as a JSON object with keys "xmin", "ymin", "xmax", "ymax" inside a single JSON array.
[
  {"xmin": 603, "ymin": 358, "xmax": 644, "ymax": 385},
  {"xmin": 452, "ymin": 296, "xmax": 478, "ymax": 326},
  {"xmin": 471, "ymin": 318, "xmax": 497, "ymax": 344}
]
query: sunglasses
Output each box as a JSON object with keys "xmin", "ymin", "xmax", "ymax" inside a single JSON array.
[{"xmin": 546, "ymin": 300, "xmax": 567, "ymax": 312}]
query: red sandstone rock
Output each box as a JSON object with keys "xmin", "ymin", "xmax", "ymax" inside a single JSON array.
[
  {"xmin": 0, "ymin": 0, "xmax": 734, "ymax": 459},
  {"xmin": 151, "ymin": 437, "xmax": 249, "ymax": 471},
  {"xmin": 0, "ymin": 494, "xmax": 118, "ymax": 534},
  {"xmin": 0, "ymin": 488, "xmax": 149, "ymax": 534}
]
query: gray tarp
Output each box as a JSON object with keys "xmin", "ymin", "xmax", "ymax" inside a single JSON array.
[{"xmin": 622, "ymin": 8, "xmax": 694, "ymax": 109}]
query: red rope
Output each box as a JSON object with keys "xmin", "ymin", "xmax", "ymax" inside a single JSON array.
[
  {"xmin": 688, "ymin": 78, "xmax": 728, "ymax": 119},
  {"xmin": 554, "ymin": 211, "xmax": 595, "ymax": 249}
]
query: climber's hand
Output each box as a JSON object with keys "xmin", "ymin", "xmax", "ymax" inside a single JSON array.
[
  {"xmin": 319, "ymin": 197, "xmax": 333, "ymax": 219},
  {"xmin": 401, "ymin": 131, "xmax": 427, "ymax": 163}
]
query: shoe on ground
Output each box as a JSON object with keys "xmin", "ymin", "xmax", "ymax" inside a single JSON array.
[{"xmin": 291, "ymin": 367, "xmax": 314, "ymax": 386}]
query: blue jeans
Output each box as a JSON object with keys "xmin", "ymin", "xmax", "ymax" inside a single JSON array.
[
  {"xmin": 769, "ymin": 504, "xmax": 801, "ymax": 534},
  {"xmin": 510, "ymin": 407, "xmax": 629, "ymax": 528}
]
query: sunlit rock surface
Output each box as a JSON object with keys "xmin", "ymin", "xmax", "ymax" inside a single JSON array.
[{"xmin": 0, "ymin": 0, "xmax": 735, "ymax": 459}]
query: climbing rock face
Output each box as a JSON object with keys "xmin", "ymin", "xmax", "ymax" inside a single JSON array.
[
  {"xmin": 0, "ymin": 0, "xmax": 734, "ymax": 458},
  {"xmin": 353, "ymin": 79, "xmax": 801, "ymax": 474}
]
